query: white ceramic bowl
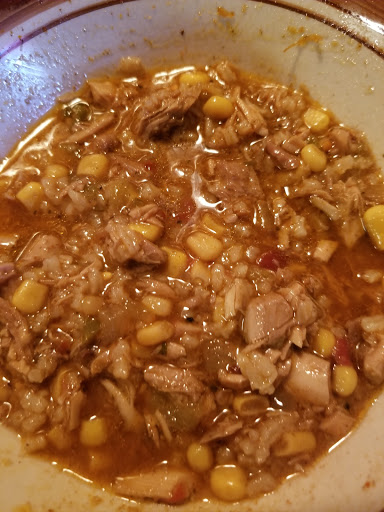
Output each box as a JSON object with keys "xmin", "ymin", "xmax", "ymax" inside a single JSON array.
[{"xmin": 0, "ymin": 1, "xmax": 384, "ymax": 511}]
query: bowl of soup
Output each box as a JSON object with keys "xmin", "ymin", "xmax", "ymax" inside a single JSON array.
[{"xmin": 0, "ymin": 1, "xmax": 384, "ymax": 511}]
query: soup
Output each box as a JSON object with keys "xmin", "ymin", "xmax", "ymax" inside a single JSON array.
[{"xmin": 1, "ymin": 58, "xmax": 384, "ymax": 504}]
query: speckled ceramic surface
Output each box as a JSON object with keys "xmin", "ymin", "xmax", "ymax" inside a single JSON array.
[{"xmin": 0, "ymin": 1, "xmax": 384, "ymax": 511}]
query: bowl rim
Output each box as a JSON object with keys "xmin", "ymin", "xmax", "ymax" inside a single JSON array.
[
  {"xmin": 1, "ymin": 0, "xmax": 384, "ymax": 61},
  {"xmin": 1, "ymin": 1, "xmax": 384, "ymax": 510}
]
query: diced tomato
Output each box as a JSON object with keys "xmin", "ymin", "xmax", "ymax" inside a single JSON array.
[
  {"xmin": 173, "ymin": 197, "xmax": 196, "ymax": 224},
  {"xmin": 333, "ymin": 337, "xmax": 353, "ymax": 366},
  {"xmin": 166, "ymin": 482, "xmax": 190, "ymax": 505},
  {"xmin": 257, "ymin": 249, "xmax": 287, "ymax": 272}
]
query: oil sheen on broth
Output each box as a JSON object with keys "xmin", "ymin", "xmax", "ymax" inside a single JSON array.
[{"xmin": 1, "ymin": 57, "xmax": 384, "ymax": 504}]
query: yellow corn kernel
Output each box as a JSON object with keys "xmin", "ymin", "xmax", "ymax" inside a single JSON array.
[
  {"xmin": 77, "ymin": 153, "xmax": 109, "ymax": 179},
  {"xmin": 130, "ymin": 340, "xmax": 154, "ymax": 359},
  {"xmin": 301, "ymin": 144, "xmax": 327, "ymax": 172},
  {"xmin": 11, "ymin": 280, "xmax": 48, "ymax": 314},
  {"xmin": 273, "ymin": 431, "xmax": 316, "ymax": 457},
  {"xmin": 162, "ymin": 246, "xmax": 188, "ymax": 277},
  {"xmin": 16, "ymin": 182, "xmax": 45, "ymax": 211},
  {"xmin": 210, "ymin": 465, "xmax": 247, "ymax": 502},
  {"xmin": 79, "ymin": 417, "xmax": 108, "ymax": 447},
  {"xmin": 142, "ymin": 295, "xmax": 173, "ymax": 317},
  {"xmin": 202, "ymin": 212, "xmax": 226, "ymax": 236},
  {"xmin": 128, "ymin": 222, "xmax": 163, "ymax": 242},
  {"xmin": 77, "ymin": 295, "xmax": 104, "ymax": 316},
  {"xmin": 46, "ymin": 425, "xmax": 72, "ymax": 451},
  {"xmin": 189, "ymin": 260, "xmax": 211, "ymax": 284},
  {"xmin": 303, "ymin": 108, "xmax": 330, "ymax": 134},
  {"xmin": 45, "ymin": 164, "xmax": 69, "ymax": 178},
  {"xmin": 332, "ymin": 365, "xmax": 358, "ymax": 397},
  {"xmin": 102, "ymin": 271, "xmax": 113, "ymax": 280},
  {"xmin": 233, "ymin": 394, "xmax": 269, "ymax": 417},
  {"xmin": 313, "ymin": 328, "xmax": 335, "ymax": 358},
  {"xmin": 186, "ymin": 231, "xmax": 223, "ymax": 261},
  {"xmin": 136, "ymin": 320, "xmax": 175, "ymax": 346},
  {"xmin": 179, "ymin": 71, "xmax": 210, "ymax": 85},
  {"xmin": 363, "ymin": 205, "xmax": 384, "ymax": 250},
  {"xmin": 187, "ymin": 442, "xmax": 214, "ymax": 472},
  {"xmin": 203, "ymin": 96, "xmax": 234, "ymax": 120}
]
